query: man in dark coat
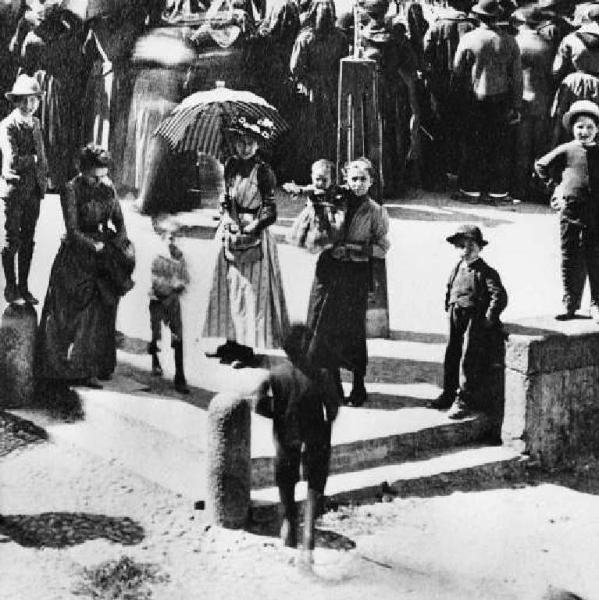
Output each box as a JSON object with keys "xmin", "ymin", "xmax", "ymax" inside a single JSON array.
[
  {"xmin": 423, "ymin": 0, "xmax": 476, "ymax": 180},
  {"xmin": 0, "ymin": 74, "xmax": 47, "ymax": 305},
  {"xmin": 553, "ymin": 4, "xmax": 599, "ymax": 84},
  {"xmin": 451, "ymin": 0, "xmax": 522, "ymax": 203}
]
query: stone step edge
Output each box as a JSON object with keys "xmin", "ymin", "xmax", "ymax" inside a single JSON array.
[
  {"xmin": 251, "ymin": 413, "xmax": 493, "ymax": 488},
  {"xmin": 68, "ymin": 389, "xmax": 493, "ymax": 489},
  {"xmin": 250, "ymin": 446, "xmax": 528, "ymax": 521}
]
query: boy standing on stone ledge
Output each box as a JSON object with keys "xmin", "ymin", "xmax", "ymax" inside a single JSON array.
[
  {"xmin": 0, "ymin": 74, "xmax": 48, "ymax": 306},
  {"xmin": 535, "ymin": 100, "xmax": 599, "ymax": 323},
  {"xmin": 428, "ymin": 225, "xmax": 508, "ymax": 420}
]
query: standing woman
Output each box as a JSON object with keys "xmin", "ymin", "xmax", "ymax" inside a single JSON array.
[
  {"xmin": 37, "ymin": 144, "xmax": 134, "ymax": 389},
  {"xmin": 307, "ymin": 158, "xmax": 390, "ymax": 407},
  {"xmin": 290, "ymin": 0, "xmax": 349, "ymax": 175},
  {"xmin": 202, "ymin": 116, "xmax": 290, "ymax": 368}
]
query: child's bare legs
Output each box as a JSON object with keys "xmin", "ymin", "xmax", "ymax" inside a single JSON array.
[
  {"xmin": 278, "ymin": 482, "xmax": 298, "ymax": 548},
  {"xmin": 299, "ymin": 488, "xmax": 321, "ymax": 568}
]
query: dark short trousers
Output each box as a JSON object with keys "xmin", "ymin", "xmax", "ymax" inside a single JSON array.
[
  {"xmin": 149, "ymin": 295, "xmax": 182, "ymax": 343},
  {"xmin": 274, "ymin": 424, "xmax": 331, "ymax": 493}
]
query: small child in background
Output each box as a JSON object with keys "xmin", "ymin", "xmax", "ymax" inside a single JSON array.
[
  {"xmin": 535, "ymin": 100, "xmax": 599, "ymax": 322},
  {"xmin": 148, "ymin": 216, "xmax": 190, "ymax": 394},
  {"xmin": 255, "ymin": 323, "xmax": 340, "ymax": 568},
  {"xmin": 429, "ymin": 225, "xmax": 507, "ymax": 419},
  {"xmin": 284, "ymin": 159, "xmax": 345, "ymax": 253}
]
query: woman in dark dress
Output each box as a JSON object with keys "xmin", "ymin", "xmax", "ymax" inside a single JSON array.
[
  {"xmin": 290, "ymin": 0, "xmax": 348, "ymax": 174},
  {"xmin": 306, "ymin": 158, "xmax": 390, "ymax": 406},
  {"xmin": 37, "ymin": 144, "xmax": 134, "ymax": 389}
]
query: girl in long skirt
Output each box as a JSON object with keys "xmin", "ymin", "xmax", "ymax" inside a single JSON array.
[{"xmin": 306, "ymin": 158, "xmax": 390, "ymax": 406}]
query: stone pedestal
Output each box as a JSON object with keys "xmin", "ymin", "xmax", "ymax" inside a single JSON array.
[
  {"xmin": 0, "ymin": 303, "xmax": 38, "ymax": 408},
  {"xmin": 206, "ymin": 392, "xmax": 251, "ymax": 529},
  {"xmin": 502, "ymin": 317, "xmax": 599, "ymax": 466}
]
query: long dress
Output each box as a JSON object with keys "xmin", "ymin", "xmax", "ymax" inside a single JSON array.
[
  {"xmin": 37, "ymin": 175, "xmax": 133, "ymax": 381},
  {"xmin": 202, "ymin": 156, "xmax": 289, "ymax": 349},
  {"xmin": 16, "ymin": 8, "xmax": 86, "ymax": 189},
  {"xmin": 306, "ymin": 193, "xmax": 389, "ymax": 375},
  {"xmin": 290, "ymin": 25, "xmax": 348, "ymax": 175}
]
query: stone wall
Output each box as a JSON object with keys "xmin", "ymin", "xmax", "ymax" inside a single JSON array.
[{"xmin": 502, "ymin": 317, "xmax": 599, "ymax": 467}]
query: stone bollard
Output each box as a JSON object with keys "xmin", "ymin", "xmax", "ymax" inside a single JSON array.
[
  {"xmin": 0, "ymin": 303, "xmax": 38, "ymax": 408},
  {"xmin": 206, "ymin": 392, "xmax": 251, "ymax": 529}
]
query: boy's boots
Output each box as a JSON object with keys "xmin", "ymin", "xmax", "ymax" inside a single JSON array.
[
  {"xmin": 2, "ymin": 250, "xmax": 20, "ymax": 304},
  {"xmin": 173, "ymin": 341, "xmax": 189, "ymax": 394},
  {"xmin": 17, "ymin": 243, "xmax": 38, "ymax": 305},
  {"xmin": 147, "ymin": 341, "xmax": 163, "ymax": 376}
]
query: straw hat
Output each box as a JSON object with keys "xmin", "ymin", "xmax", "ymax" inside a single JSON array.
[
  {"xmin": 446, "ymin": 224, "xmax": 488, "ymax": 247},
  {"xmin": 5, "ymin": 74, "xmax": 43, "ymax": 102},
  {"xmin": 562, "ymin": 100, "xmax": 599, "ymax": 130}
]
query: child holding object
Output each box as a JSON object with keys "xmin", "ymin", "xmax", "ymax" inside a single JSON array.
[
  {"xmin": 147, "ymin": 216, "xmax": 190, "ymax": 394},
  {"xmin": 255, "ymin": 323, "xmax": 340, "ymax": 567},
  {"xmin": 284, "ymin": 158, "xmax": 345, "ymax": 253},
  {"xmin": 535, "ymin": 100, "xmax": 599, "ymax": 322}
]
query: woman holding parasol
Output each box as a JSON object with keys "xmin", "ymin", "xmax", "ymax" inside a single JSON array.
[{"xmin": 202, "ymin": 114, "xmax": 290, "ymax": 367}]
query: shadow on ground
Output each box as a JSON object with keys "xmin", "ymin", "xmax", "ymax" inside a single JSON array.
[
  {"xmin": 246, "ymin": 514, "xmax": 356, "ymax": 551},
  {"xmin": 0, "ymin": 512, "xmax": 145, "ymax": 548}
]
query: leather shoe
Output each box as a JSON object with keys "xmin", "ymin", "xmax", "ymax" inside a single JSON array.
[
  {"xmin": 4, "ymin": 283, "xmax": 20, "ymax": 304},
  {"xmin": 18, "ymin": 288, "xmax": 38, "ymax": 305},
  {"xmin": 427, "ymin": 392, "xmax": 455, "ymax": 410}
]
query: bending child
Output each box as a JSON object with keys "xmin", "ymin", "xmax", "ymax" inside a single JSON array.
[{"xmin": 255, "ymin": 323, "xmax": 340, "ymax": 568}]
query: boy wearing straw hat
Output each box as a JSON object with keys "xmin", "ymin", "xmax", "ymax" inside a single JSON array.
[
  {"xmin": 0, "ymin": 74, "xmax": 47, "ymax": 305},
  {"xmin": 535, "ymin": 99, "xmax": 599, "ymax": 322}
]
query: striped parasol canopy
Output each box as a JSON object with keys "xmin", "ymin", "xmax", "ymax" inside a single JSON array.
[{"xmin": 154, "ymin": 84, "xmax": 289, "ymax": 159}]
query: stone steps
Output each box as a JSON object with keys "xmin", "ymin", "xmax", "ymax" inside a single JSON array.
[
  {"xmin": 11, "ymin": 374, "xmax": 496, "ymax": 502},
  {"xmin": 251, "ymin": 445, "xmax": 527, "ymax": 515}
]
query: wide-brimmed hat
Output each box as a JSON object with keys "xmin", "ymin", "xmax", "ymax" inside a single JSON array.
[
  {"xmin": 562, "ymin": 100, "xmax": 599, "ymax": 130},
  {"xmin": 470, "ymin": 0, "xmax": 502, "ymax": 17},
  {"xmin": 226, "ymin": 115, "xmax": 277, "ymax": 143},
  {"xmin": 537, "ymin": 0, "xmax": 572, "ymax": 10},
  {"xmin": 511, "ymin": 6, "xmax": 549, "ymax": 25},
  {"xmin": 446, "ymin": 224, "xmax": 488, "ymax": 247},
  {"xmin": 361, "ymin": 0, "xmax": 390, "ymax": 16},
  {"xmin": 5, "ymin": 74, "xmax": 43, "ymax": 101}
]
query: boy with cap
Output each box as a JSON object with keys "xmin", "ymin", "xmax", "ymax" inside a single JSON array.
[
  {"xmin": 0, "ymin": 74, "xmax": 48, "ymax": 305},
  {"xmin": 429, "ymin": 225, "xmax": 507, "ymax": 419},
  {"xmin": 535, "ymin": 99, "xmax": 599, "ymax": 322}
]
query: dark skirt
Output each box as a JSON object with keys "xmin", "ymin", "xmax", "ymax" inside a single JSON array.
[
  {"xmin": 36, "ymin": 239, "xmax": 121, "ymax": 381},
  {"xmin": 306, "ymin": 249, "xmax": 369, "ymax": 374}
]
